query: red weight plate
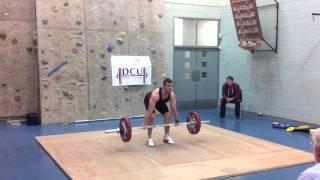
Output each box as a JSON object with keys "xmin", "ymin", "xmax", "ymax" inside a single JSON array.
[
  {"xmin": 119, "ymin": 117, "xmax": 132, "ymax": 142},
  {"xmin": 186, "ymin": 112, "xmax": 201, "ymax": 134}
]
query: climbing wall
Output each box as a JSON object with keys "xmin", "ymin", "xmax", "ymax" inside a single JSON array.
[
  {"xmin": 36, "ymin": 0, "xmax": 88, "ymax": 123},
  {"xmin": 36, "ymin": 0, "xmax": 166, "ymax": 123},
  {"xmin": 0, "ymin": 0, "xmax": 38, "ymax": 118},
  {"xmin": 230, "ymin": 0, "xmax": 263, "ymax": 52}
]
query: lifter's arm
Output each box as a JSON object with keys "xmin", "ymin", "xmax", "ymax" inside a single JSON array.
[{"xmin": 170, "ymin": 93, "xmax": 180, "ymax": 124}]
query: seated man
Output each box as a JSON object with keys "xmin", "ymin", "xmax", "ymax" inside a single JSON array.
[
  {"xmin": 297, "ymin": 128, "xmax": 320, "ymax": 180},
  {"xmin": 219, "ymin": 76, "xmax": 241, "ymax": 119}
]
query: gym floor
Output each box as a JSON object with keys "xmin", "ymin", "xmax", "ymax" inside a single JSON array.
[{"xmin": 0, "ymin": 109, "xmax": 314, "ymax": 180}]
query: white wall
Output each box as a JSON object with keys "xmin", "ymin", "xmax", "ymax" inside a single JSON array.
[
  {"xmin": 220, "ymin": 0, "xmax": 320, "ymax": 124},
  {"xmin": 163, "ymin": 0, "xmax": 222, "ymax": 77}
]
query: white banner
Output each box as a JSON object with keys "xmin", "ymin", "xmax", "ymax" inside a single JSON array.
[{"xmin": 111, "ymin": 56, "xmax": 152, "ymax": 86}]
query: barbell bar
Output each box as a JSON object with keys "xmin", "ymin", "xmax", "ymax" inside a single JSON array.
[
  {"xmin": 104, "ymin": 112, "xmax": 210, "ymax": 142},
  {"xmin": 104, "ymin": 120, "xmax": 210, "ymax": 133}
]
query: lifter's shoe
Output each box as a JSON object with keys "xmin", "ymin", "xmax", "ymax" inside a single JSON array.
[
  {"xmin": 163, "ymin": 134, "xmax": 175, "ymax": 144},
  {"xmin": 147, "ymin": 138, "xmax": 155, "ymax": 147}
]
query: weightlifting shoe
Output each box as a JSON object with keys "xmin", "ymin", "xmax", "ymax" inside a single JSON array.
[
  {"xmin": 163, "ymin": 134, "xmax": 175, "ymax": 144},
  {"xmin": 147, "ymin": 138, "xmax": 155, "ymax": 147}
]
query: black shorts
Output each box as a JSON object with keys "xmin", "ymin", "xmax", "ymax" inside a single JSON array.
[{"xmin": 144, "ymin": 95, "xmax": 169, "ymax": 115}]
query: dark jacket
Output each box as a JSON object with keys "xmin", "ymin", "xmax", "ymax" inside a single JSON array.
[{"xmin": 222, "ymin": 82, "xmax": 240, "ymax": 100}]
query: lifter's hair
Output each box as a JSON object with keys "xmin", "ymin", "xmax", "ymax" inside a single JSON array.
[{"xmin": 163, "ymin": 78, "xmax": 173, "ymax": 86}]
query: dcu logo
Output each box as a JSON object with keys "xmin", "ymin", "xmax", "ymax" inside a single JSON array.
[{"xmin": 116, "ymin": 67, "xmax": 149, "ymax": 85}]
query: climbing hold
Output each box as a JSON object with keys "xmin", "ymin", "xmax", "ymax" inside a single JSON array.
[
  {"xmin": 116, "ymin": 37, "xmax": 124, "ymax": 44},
  {"xmin": 107, "ymin": 43, "xmax": 113, "ymax": 52},
  {"xmin": 41, "ymin": 60, "xmax": 48, "ymax": 65},
  {"xmin": 62, "ymin": 91, "xmax": 73, "ymax": 100},
  {"xmin": 72, "ymin": 48, "xmax": 78, "ymax": 54},
  {"xmin": 100, "ymin": 65, "xmax": 107, "ymax": 70},
  {"xmin": 76, "ymin": 20, "xmax": 82, "ymax": 25},
  {"xmin": 100, "ymin": 53, "xmax": 105, "ymax": 58},
  {"xmin": 42, "ymin": 80, "xmax": 49, "ymax": 88},
  {"xmin": 150, "ymin": 48, "xmax": 156, "ymax": 54},
  {"xmin": 63, "ymin": 91, "xmax": 70, "ymax": 97},
  {"xmin": 47, "ymin": 60, "xmax": 68, "ymax": 77},
  {"xmin": 26, "ymin": 47, "xmax": 33, "ymax": 52},
  {"xmin": 101, "ymin": 76, "xmax": 108, "ymax": 81},
  {"xmin": 15, "ymin": 89, "xmax": 21, "ymax": 92},
  {"xmin": 41, "ymin": 50, "xmax": 45, "ymax": 54},
  {"xmin": 14, "ymin": 96, "xmax": 21, "ymax": 102},
  {"xmin": 76, "ymin": 42, "xmax": 82, "ymax": 47},
  {"xmin": 113, "ymin": 21, "xmax": 117, "ymax": 25},
  {"xmin": 158, "ymin": 13, "xmax": 163, "ymax": 18},
  {"xmin": 140, "ymin": 22, "xmax": 145, "ymax": 28},
  {"xmin": 11, "ymin": 38, "xmax": 18, "ymax": 45},
  {"xmin": 119, "ymin": 32, "xmax": 127, "ymax": 38},
  {"xmin": 4, "ymin": 13, "xmax": 9, "ymax": 16},
  {"xmin": 32, "ymin": 39, "xmax": 37, "ymax": 46},
  {"xmin": 123, "ymin": 86, "xmax": 129, "ymax": 91},
  {"xmin": 51, "ymin": 6, "xmax": 58, "ymax": 12},
  {"xmin": 0, "ymin": 32, "xmax": 7, "ymax": 40},
  {"xmin": 64, "ymin": 2, "xmax": 69, "ymax": 6},
  {"xmin": 42, "ymin": 20, "xmax": 48, "ymax": 25},
  {"xmin": 90, "ymin": 49, "xmax": 95, "ymax": 53},
  {"xmin": 116, "ymin": 32, "xmax": 127, "ymax": 44},
  {"xmin": 1, "ymin": 83, "xmax": 7, "ymax": 87}
]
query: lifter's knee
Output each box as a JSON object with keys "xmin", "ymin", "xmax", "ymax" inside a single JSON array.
[
  {"xmin": 145, "ymin": 113, "xmax": 156, "ymax": 126},
  {"xmin": 164, "ymin": 112, "xmax": 170, "ymax": 123},
  {"xmin": 150, "ymin": 113, "xmax": 156, "ymax": 121}
]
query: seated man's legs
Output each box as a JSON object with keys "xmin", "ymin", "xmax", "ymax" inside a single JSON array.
[
  {"xmin": 232, "ymin": 99, "xmax": 240, "ymax": 119},
  {"xmin": 219, "ymin": 98, "xmax": 227, "ymax": 118},
  {"xmin": 220, "ymin": 98, "xmax": 241, "ymax": 119}
]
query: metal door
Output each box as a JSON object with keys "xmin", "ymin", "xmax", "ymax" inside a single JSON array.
[{"xmin": 173, "ymin": 48, "xmax": 219, "ymax": 109}]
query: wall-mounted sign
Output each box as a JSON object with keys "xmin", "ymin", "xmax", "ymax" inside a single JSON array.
[{"xmin": 111, "ymin": 56, "xmax": 152, "ymax": 86}]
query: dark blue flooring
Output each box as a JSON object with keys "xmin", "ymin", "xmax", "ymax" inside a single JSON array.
[{"xmin": 0, "ymin": 108, "xmax": 315, "ymax": 180}]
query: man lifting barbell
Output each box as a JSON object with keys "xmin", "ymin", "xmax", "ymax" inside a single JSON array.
[{"xmin": 143, "ymin": 78, "xmax": 180, "ymax": 147}]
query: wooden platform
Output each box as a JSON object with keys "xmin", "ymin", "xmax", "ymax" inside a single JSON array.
[{"xmin": 36, "ymin": 125, "xmax": 314, "ymax": 180}]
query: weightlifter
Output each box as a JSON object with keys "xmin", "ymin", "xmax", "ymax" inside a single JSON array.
[{"xmin": 143, "ymin": 78, "xmax": 180, "ymax": 147}]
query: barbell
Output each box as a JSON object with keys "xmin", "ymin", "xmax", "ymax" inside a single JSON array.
[{"xmin": 104, "ymin": 112, "xmax": 210, "ymax": 142}]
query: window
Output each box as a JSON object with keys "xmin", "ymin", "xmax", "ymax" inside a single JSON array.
[
  {"xmin": 201, "ymin": 61, "xmax": 207, "ymax": 68},
  {"xmin": 201, "ymin": 72, "xmax": 207, "ymax": 78},
  {"xmin": 185, "ymin": 62, "xmax": 191, "ymax": 69},
  {"xmin": 201, "ymin": 50, "xmax": 208, "ymax": 58},
  {"xmin": 174, "ymin": 18, "xmax": 196, "ymax": 46},
  {"xmin": 185, "ymin": 73, "xmax": 191, "ymax": 80},
  {"xmin": 174, "ymin": 18, "xmax": 219, "ymax": 47},
  {"xmin": 197, "ymin": 20, "xmax": 219, "ymax": 46}
]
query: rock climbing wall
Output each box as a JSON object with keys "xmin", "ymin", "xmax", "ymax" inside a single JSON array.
[
  {"xmin": 0, "ymin": 0, "xmax": 38, "ymax": 118},
  {"xmin": 36, "ymin": 0, "xmax": 166, "ymax": 123},
  {"xmin": 36, "ymin": 0, "xmax": 89, "ymax": 124}
]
